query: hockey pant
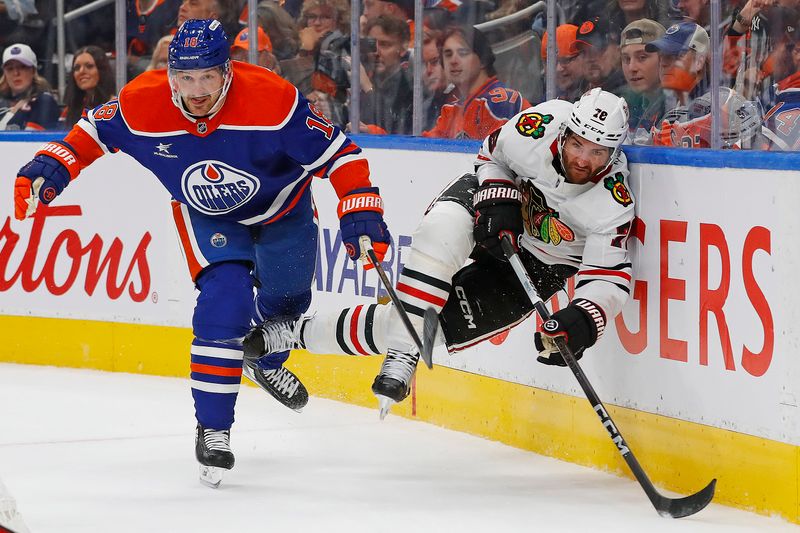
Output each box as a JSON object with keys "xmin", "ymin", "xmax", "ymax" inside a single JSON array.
[
  {"xmin": 173, "ymin": 193, "xmax": 317, "ymax": 430},
  {"xmin": 300, "ymin": 173, "xmax": 577, "ymax": 357}
]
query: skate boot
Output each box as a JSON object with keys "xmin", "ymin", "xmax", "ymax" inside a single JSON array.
[
  {"xmin": 243, "ymin": 315, "xmax": 306, "ymax": 361},
  {"xmin": 242, "ymin": 315, "xmax": 310, "ymax": 412},
  {"xmin": 371, "ymin": 348, "xmax": 420, "ymax": 419},
  {"xmin": 195, "ymin": 424, "xmax": 234, "ymax": 488},
  {"xmin": 242, "ymin": 361, "xmax": 309, "ymax": 412}
]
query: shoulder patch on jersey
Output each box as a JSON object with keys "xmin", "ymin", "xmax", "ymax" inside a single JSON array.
[
  {"xmin": 604, "ymin": 173, "xmax": 633, "ymax": 207},
  {"xmin": 519, "ymin": 179, "xmax": 575, "ymax": 245},
  {"xmin": 487, "ymin": 127, "xmax": 501, "ymax": 153},
  {"xmin": 515, "ymin": 112, "xmax": 553, "ymax": 138}
]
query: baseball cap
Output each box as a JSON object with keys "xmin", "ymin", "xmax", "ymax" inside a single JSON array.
[
  {"xmin": 621, "ymin": 19, "xmax": 666, "ymax": 48},
  {"xmin": 2, "ymin": 43, "xmax": 37, "ymax": 68},
  {"xmin": 645, "ymin": 22, "xmax": 709, "ymax": 56},
  {"xmin": 571, "ymin": 18, "xmax": 613, "ymax": 53},
  {"xmin": 541, "ymin": 24, "xmax": 579, "ymax": 60},
  {"xmin": 232, "ymin": 27, "xmax": 272, "ymax": 53}
]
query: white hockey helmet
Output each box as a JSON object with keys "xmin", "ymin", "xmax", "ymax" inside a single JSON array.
[
  {"xmin": 565, "ymin": 88, "xmax": 629, "ymax": 148},
  {"xmin": 688, "ymin": 87, "xmax": 762, "ymax": 148},
  {"xmin": 558, "ymin": 88, "xmax": 629, "ymax": 170}
]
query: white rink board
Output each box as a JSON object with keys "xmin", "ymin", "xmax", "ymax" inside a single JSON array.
[{"xmin": 0, "ymin": 141, "xmax": 796, "ymax": 445}]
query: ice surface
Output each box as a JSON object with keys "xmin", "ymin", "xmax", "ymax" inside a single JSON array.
[{"xmin": 0, "ymin": 363, "xmax": 795, "ymax": 533}]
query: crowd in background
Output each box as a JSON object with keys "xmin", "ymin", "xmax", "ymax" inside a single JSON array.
[{"xmin": 0, "ymin": 0, "xmax": 799, "ymax": 150}]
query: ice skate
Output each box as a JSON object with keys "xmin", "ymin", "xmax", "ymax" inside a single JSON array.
[
  {"xmin": 371, "ymin": 349, "xmax": 420, "ymax": 419},
  {"xmin": 195, "ymin": 424, "xmax": 234, "ymax": 489},
  {"xmin": 243, "ymin": 361, "xmax": 309, "ymax": 412},
  {"xmin": 242, "ymin": 315, "xmax": 307, "ymax": 361}
]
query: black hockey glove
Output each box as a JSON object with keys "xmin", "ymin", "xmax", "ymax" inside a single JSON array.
[
  {"xmin": 534, "ymin": 299, "xmax": 606, "ymax": 366},
  {"xmin": 473, "ymin": 180, "xmax": 522, "ymax": 261}
]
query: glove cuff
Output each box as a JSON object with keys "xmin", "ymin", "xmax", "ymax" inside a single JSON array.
[
  {"xmin": 35, "ymin": 142, "xmax": 79, "ymax": 180},
  {"xmin": 337, "ymin": 189, "xmax": 384, "ymax": 218},
  {"xmin": 473, "ymin": 181, "xmax": 520, "ymax": 208},
  {"xmin": 571, "ymin": 298, "xmax": 606, "ymax": 344}
]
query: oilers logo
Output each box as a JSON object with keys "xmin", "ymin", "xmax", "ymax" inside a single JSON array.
[
  {"xmin": 210, "ymin": 233, "xmax": 227, "ymax": 248},
  {"xmin": 181, "ymin": 160, "xmax": 260, "ymax": 215}
]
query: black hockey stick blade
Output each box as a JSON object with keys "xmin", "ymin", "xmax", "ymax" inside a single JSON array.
[
  {"xmin": 654, "ymin": 478, "xmax": 717, "ymax": 518},
  {"xmin": 420, "ymin": 306, "xmax": 438, "ymax": 369}
]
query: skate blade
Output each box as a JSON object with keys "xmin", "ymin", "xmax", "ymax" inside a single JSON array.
[
  {"xmin": 375, "ymin": 395, "xmax": 397, "ymax": 420},
  {"xmin": 199, "ymin": 465, "xmax": 225, "ymax": 488}
]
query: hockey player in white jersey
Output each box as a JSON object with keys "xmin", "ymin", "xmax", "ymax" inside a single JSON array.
[{"xmin": 244, "ymin": 88, "xmax": 635, "ymax": 416}]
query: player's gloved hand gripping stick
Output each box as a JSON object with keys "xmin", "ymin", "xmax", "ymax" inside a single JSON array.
[
  {"xmin": 359, "ymin": 236, "xmax": 436, "ymax": 369},
  {"xmin": 500, "ymin": 235, "xmax": 716, "ymax": 519},
  {"xmin": 14, "ymin": 142, "xmax": 78, "ymax": 220}
]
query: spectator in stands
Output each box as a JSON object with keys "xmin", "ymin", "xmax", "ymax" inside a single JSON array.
[
  {"xmin": 127, "ymin": 0, "xmax": 181, "ymax": 75},
  {"xmin": 423, "ymin": 26, "xmax": 529, "ymax": 139},
  {"xmin": 257, "ymin": 0, "xmax": 300, "ymax": 61},
  {"xmin": 541, "ymin": 23, "xmax": 586, "ymax": 102},
  {"xmin": 619, "ymin": 19, "xmax": 667, "ymax": 141},
  {"xmin": 178, "ymin": 0, "xmax": 238, "ymax": 37},
  {"xmin": 0, "ymin": 43, "xmax": 59, "ymax": 130},
  {"xmin": 726, "ymin": 2, "xmax": 798, "ymax": 110},
  {"xmin": 675, "ymin": 0, "xmax": 710, "ymax": 28},
  {"xmin": 61, "ymin": 46, "xmax": 116, "ymax": 130},
  {"xmin": 422, "ymin": 31, "xmax": 447, "ymax": 130},
  {"xmin": 573, "ymin": 18, "xmax": 627, "ymax": 95},
  {"xmin": 646, "ymin": 21, "xmax": 709, "ymax": 108},
  {"xmin": 608, "ymin": 0, "xmax": 671, "ymax": 36},
  {"xmin": 230, "ymin": 26, "xmax": 280, "ymax": 72},
  {"xmin": 281, "ymin": 0, "xmax": 348, "ymax": 92},
  {"xmin": 280, "ymin": 0, "xmax": 351, "ymax": 127},
  {"xmin": 759, "ymin": 16, "xmax": 800, "ymax": 149},
  {"xmin": 361, "ymin": 0, "xmax": 412, "ymax": 33},
  {"xmin": 146, "ymin": 34, "xmax": 173, "ymax": 71},
  {"xmin": 356, "ymin": 15, "xmax": 413, "ymax": 134}
]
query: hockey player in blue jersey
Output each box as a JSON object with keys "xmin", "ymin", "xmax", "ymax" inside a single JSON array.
[{"xmin": 12, "ymin": 19, "xmax": 391, "ymax": 487}]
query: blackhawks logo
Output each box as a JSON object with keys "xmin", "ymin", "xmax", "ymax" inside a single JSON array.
[
  {"xmin": 604, "ymin": 173, "xmax": 632, "ymax": 206},
  {"xmin": 515, "ymin": 112, "xmax": 553, "ymax": 139},
  {"xmin": 519, "ymin": 180, "xmax": 575, "ymax": 246}
]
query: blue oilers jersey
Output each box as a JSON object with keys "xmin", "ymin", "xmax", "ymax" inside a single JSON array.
[
  {"xmin": 62, "ymin": 61, "xmax": 371, "ymax": 225},
  {"xmin": 763, "ymin": 78, "xmax": 800, "ymax": 151}
]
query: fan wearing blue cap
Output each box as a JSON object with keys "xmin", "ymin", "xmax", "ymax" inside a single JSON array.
[{"xmin": 645, "ymin": 21, "xmax": 709, "ymax": 103}]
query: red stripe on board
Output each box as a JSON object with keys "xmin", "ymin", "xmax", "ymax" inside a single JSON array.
[{"xmin": 397, "ymin": 282, "xmax": 448, "ymax": 307}]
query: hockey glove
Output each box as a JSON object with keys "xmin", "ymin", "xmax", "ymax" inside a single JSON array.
[
  {"xmin": 535, "ymin": 298, "xmax": 606, "ymax": 366},
  {"xmin": 338, "ymin": 187, "xmax": 390, "ymax": 269},
  {"xmin": 473, "ymin": 180, "xmax": 522, "ymax": 261},
  {"xmin": 14, "ymin": 143, "xmax": 78, "ymax": 220}
]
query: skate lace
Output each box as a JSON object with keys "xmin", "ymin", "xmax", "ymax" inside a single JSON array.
[
  {"xmin": 263, "ymin": 367, "xmax": 300, "ymax": 398},
  {"xmin": 260, "ymin": 320, "xmax": 297, "ymax": 353},
  {"xmin": 379, "ymin": 350, "xmax": 419, "ymax": 385},
  {"xmin": 203, "ymin": 429, "xmax": 231, "ymax": 452}
]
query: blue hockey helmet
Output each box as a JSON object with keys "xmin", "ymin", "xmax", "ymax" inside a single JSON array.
[
  {"xmin": 168, "ymin": 19, "xmax": 234, "ymax": 117},
  {"xmin": 169, "ymin": 19, "xmax": 229, "ymax": 71}
]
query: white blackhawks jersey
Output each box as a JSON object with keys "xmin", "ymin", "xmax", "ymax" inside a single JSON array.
[{"xmin": 475, "ymin": 100, "xmax": 635, "ymax": 320}]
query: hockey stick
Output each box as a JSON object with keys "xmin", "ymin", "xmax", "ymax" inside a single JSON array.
[
  {"xmin": 360, "ymin": 237, "xmax": 434, "ymax": 369},
  {"xmin": 500, "ymin": 236, "xmax": 716, "ymax": 518}
]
